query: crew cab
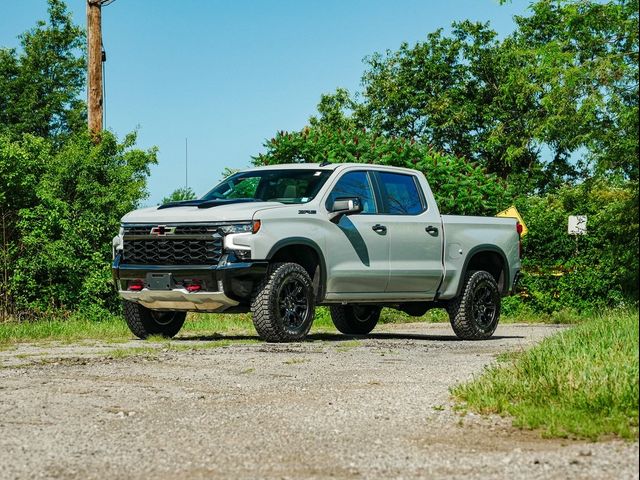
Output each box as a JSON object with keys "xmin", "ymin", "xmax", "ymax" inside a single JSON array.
[{"xmin": 112, "ymin": 163, "xmax": 521, "ymax": 342}]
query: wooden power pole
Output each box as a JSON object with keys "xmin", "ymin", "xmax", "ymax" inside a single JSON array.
[{"xmin": 87, "ymin": 0, "xmax": 104, "ymax": 136}]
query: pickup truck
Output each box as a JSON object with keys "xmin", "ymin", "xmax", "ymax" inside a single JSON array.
[{"xmin": 112, "ymin": 163, "xmax": 521, "ymax": 342}]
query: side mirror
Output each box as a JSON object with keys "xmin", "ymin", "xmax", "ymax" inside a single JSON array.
[{"xmin": 329, "ymin": 197, "xmax": 362, "ymax": 222}]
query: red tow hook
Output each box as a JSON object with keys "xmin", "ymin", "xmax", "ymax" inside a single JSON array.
[
  {"xmin": 186, "ymin": 283, "xmax": 202, "ymax": 293},
  {"xmin": 128, "ymin": 280, "xmax": 144, "ymax": 291}
]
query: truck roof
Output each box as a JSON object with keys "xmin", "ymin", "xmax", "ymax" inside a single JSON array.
[{"xmin": 244, "ymin": 162, "xmax": 421, "ymax": 174}]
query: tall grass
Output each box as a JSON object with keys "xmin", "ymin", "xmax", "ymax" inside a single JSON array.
[{"xmin": 452, "ymin": 310, "xmax": 639, "ymax": 440}]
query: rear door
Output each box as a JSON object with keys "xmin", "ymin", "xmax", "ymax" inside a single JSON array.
[{"xmin": 372, "ymin": 171, "xmax": 443, "ymax": 296}]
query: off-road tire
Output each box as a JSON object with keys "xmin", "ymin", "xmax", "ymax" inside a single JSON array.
[
  {"xmin": 447, "ymin": 270, "xmax": 501, "ymax": 340},
  {"xmin": 122, "ymin": 301, "xmax": 186, "ymax": 339},
  {"xmin": 329, "ymin": 305, "xmax": 381, "ymax": 335},
  {"xmin": 251, "ymin": 262, "xmax": 315, "ymax": 342}
]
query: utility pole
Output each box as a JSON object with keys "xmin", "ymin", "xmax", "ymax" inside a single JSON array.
[{"xmin": 87, "ymin": 0, "xmax": 104, "ymax": 136}]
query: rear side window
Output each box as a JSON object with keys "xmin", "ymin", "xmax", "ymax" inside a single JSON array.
[{"xmin": 377, "ymin": 172, "xmax": 425, "ymax": 215}]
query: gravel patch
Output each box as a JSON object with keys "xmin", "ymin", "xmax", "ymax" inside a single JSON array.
[{"xmin": 0, "ymin": 322, "xmax": 637, "ymax": 479}]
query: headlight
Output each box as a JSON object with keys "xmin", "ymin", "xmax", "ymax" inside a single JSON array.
[{"xmin": 220, "ymin": 220, "xmax": 261, "ymax": 234}]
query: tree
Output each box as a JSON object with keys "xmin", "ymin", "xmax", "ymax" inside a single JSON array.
[
  {"xmin": 314, "ymin": 0, "xmax": 638, "ymax": 190},
  {"xmin": 511, "ymin": 0, "xmax": 639, "ymax": 182},
  {"xmin": 0, "ymin": 0, "xmax": 85, "ymax": 140},
  {"xmin": 161, "ymin": 187, "xmax": 197, "ymax": 205}
]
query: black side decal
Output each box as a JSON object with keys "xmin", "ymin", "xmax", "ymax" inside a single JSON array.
[{"xmin": 336, "ymin": 216, "xmax": 370, "ymax": 267}]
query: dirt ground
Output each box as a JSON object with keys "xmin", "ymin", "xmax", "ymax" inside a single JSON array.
[{"xmin": 0, "ymin": 322, "xmax": 637, "ymax": 480}]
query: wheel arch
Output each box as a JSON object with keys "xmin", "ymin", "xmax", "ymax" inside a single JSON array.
[
  {"xmin": 458, "ymin": 245, "xmax": 509, "ymax": 297},
  {"xmin": 266, "ymin": 238, "xmax": 327, "ymax": 302}
]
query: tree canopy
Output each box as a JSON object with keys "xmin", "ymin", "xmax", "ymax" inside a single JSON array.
[
  {"xmin": 308, "ymin": 0, "xmax": 638, "ymax": 191},
  {"xmin": 0, "ymin": 0, "xmax": 86, "ymax": 141}
]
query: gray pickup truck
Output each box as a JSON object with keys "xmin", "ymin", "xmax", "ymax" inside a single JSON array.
[{"xmin": 112, "ymin": 163, "xmax": 521, "ymax": 342}]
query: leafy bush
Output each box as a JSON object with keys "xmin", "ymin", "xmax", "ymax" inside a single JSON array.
[
  {"xmin": 513, "ymin": 180, "xmax": 639, "ymax": 313},
  {"xmin": 5, "ymin": 131, "xmax": 156, "ymax": 316}
]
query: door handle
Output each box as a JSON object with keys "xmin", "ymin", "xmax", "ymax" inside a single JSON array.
[
  {"xmin": 372, "ymin": 224, "xmax": 387, "ymax": 234},
  {"xmin": 425, "ymin": 225, "xmax": 438, "ymax": 235}
]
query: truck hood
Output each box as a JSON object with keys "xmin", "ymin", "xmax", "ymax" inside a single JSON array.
[{"xmin": 121, "ymin": 201, "xmax": 285, "ymax": 224}]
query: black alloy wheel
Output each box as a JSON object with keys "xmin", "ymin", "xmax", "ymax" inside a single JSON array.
[
  {"xmin": 251, "ymin": 262, "xmax": 316, "ymax": 342},
  {"xmin": 277, "ymin": 276, "xmax": 312, "ymax": 334},
  {"xmin": 447, "ymin": 270, "xmax": 501, "ymax": 340}
]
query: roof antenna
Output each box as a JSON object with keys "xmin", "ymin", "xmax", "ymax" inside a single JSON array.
[{"xmin": 319, "ymin": 160, "xmax": 331, "ymax": 167}]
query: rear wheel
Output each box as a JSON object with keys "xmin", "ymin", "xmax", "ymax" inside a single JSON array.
[
  {"xmin": 447, "ymin": 270, "xmax": 500, "ymax": 340},
  {"xmin": 122, "ymin": 301, "xmax": 186, "ymax": 339},
  {"xmin": 330, "ymin": 305, "xmax": 381, "ymax": 335},
  {"xmin": 251, "ymin": 262, "xmax": 316, "ymax": 342}
]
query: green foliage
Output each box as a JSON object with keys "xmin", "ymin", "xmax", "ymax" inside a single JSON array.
[
  {"xmin": 514, "ymin": 180, "xmax": 639, "ymax": 313},
  {"xmin": 6, "ymin": 132, "xmax": 156, "ymax": 315},
  {"xmin": 512, "ymin": 0, "xmax": 639, "ymax": 182},
  {"xmin": 315, "ymin": 0, "xmax": 638, "ymax": 189},
  {"xmin": 0, "ymin": 0, "xmax": 85, "ymax": 140},
  {"xmin": 0, "ymin": 1, "xmax": 155, "ymax": 319},
  {"xmin": 453, "ymin": 310, "xmax": 639, "ymax": 440},
  {"xmin": 254, "ymin": 125, "xmax": 512, "ymax": 216},
  {"xmin": 161, "ymin": 186, "xmax": 197, "ymax": 205}
]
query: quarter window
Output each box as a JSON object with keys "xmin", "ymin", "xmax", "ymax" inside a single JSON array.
[
  {"xmin": 326, "ymin": 171, "xmax": 377, "ymax": 213},
  {"xmin": 377, "ymin": 172, "xmax": 425, "ymax": 215}
]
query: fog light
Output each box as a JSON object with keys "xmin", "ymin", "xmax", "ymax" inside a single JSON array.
[{"xmin": 234, "ymin": 249, "xmax": 251, "ymax": 260}]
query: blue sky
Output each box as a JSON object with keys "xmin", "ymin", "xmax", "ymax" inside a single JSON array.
[{"xmin": 1, "ymin": 0, "xmax": 529, "ymax": 206}]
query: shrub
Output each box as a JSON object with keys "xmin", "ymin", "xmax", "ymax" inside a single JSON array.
[{"xmin": 7, "ymin": 131, "xmax": 156, "ymax": 315}]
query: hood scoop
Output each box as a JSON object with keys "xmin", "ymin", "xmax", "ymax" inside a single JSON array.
[{"xmin": 157, "ymin": 198, "xmax": 258, "ymax": 210}]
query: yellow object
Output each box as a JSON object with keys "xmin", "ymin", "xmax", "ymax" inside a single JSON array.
[{"xmin": 496, "ymin": 206, "xmax": 528, "ymax": 237}]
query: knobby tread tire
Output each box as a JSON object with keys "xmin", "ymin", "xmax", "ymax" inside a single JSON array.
[
  {"xmin": 447, "ymin": 270, "xmax": 501, "ymax": 340},
  {"xmin": 122, "ymin": 300, "xmax": 186, "ymax": 339},
  {"xmin": 330, "ymin": 305, "xmax": 381, "ymax": 335},
  {"xmin": 251, "ymin": 262, "xmax": 315, "ymax": 342}
]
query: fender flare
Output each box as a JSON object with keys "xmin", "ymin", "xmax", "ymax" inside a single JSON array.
[
  {"xmin": 266, "ymin": 237, "xmax": 327, "ymax": 302},
  {"xmin": 456, "ymin": 244, "xmax": 510, "ymax": 297}
]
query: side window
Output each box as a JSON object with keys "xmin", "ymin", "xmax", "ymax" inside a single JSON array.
[
  {"xmin": 377, "ymin": 172, "xmax": 425, "ymax": 215},
  {"xmin": 325, "ymin": 171, "xmax": 377, "ymax": 213}
]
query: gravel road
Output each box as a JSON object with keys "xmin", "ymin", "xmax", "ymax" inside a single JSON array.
[{"xmin": 0, "ymin": 322, "xmax": 637, "ymax": 480}]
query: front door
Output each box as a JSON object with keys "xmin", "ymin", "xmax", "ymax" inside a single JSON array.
[{"xmin": 323, "ymin": 171, "xmax": 389, "ymax": 294}]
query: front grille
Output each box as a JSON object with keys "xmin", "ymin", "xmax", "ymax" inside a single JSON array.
[
  {"xmin": 121, "ymin": 224, "xmax": 225, "ymax": 265},
  {"xmin": 123, "ymin": 225, "xmax": 220, "ymax": 236}
]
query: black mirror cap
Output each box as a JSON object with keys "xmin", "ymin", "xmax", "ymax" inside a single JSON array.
[{"xmin": 331, "ymin": 197, "xmax": 362, "ymax": 214}]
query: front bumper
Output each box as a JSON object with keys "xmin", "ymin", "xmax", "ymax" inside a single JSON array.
[
  {"xmin": 119, "ymin": 288, "xmax": 240, "ymax": 312},
  {"xmin": 112, "ymin": 253, "xmax": 268, "ymax": 312}
]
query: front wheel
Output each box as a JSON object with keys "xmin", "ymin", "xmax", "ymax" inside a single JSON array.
[
  {"xmin": 330, "ymin": 305, "xmax": 381, "ymax": 335},
  {"xmin": 122, "ymin": 301, "xmax": 186, "ymax": 339},
  {"xmin": 447, "ymin": 270, "xmax": 500, "ymax": 340},
  {"xmin": 251, "ymin": 262, "xmax": 316, "ymax": 342}
]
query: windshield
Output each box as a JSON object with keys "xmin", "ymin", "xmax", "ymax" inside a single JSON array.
[{"xmin": 202, "ymin": 169, "xmax": 333, "ymax": 204}]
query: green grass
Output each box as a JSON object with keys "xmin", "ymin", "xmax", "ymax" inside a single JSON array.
[
  {"xmin": 0, "ymin": 303, "xmax": 623, "ymax": 349},
  {"xmin": 452, "ymin": 310, "xmax": 639, "ymax": 440},
  {"xmin": 0, "ymin": 314, "xmax": 131, "ymax": 347}
]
